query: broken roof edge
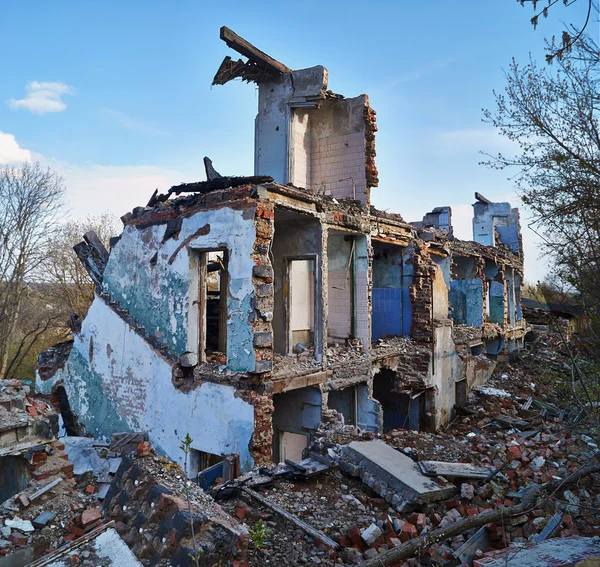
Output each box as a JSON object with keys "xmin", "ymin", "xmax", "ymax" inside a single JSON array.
[
  {"xmin": 213, "ymin": 26, "xmax": 291, "ymax": 86},
  {"xmin": 121, "ymin": 180, "xmax": 375, "ymax": 229},
  {"xmin": 448, "ymin": 237, "xmax": 524, "ymax": 268}
]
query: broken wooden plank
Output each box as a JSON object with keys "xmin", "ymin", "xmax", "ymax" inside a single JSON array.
[
  {"xmin": 26, "ymin": 521, "xmax": 118, "ymax": 567},
  {"xmin": 29, "ymin": 478, "xmax": 63, "ymax": 502},
  {"xmin": 219, "ymin": 26, "xmax": 291, "ymax": 74},
  {"xmin": 241, "ymin": 487, "xmax": 338, "ymax": 549},
  {"xmin": 521, "ymin": 396, "xmax": 533, "ymax": 410},
  {"xmin": 453, "ymin": 526, "xmax": 492, "ymax": 566},
  {"xmin": 418, "ymin": 461, "xmax": 495, "ymax": 480},
  {"xmin": 530, "ymin": 511, "xmax": 563, "ymax": 542}
]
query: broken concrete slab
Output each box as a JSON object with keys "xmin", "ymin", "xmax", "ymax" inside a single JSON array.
[
  {"xmin": 339, "ymin": 441, "xmax": 455, "ymax": 504},
  {"xmin": 453, "ymin": 526, "xmax": 492, "ymax": 565},
  {"xmin": 474, "ymin": 536, "xmax": 600, "ymax": 567},
  {"xmin": 4, "ymin": 518, "xmax": 34, "ymax": 533},
  {"xmin": 32, "ymin": 511, "xmax": 56, "ymax": 529}
]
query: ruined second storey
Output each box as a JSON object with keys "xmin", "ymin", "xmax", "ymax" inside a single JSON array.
[{"xmin": 37, "ymin": 27, "xmax": 527, "ymax": 476}]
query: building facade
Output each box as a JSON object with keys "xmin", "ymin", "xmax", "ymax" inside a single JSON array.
[{"xmin": 37, "ymin": 28, "xmax": 526, "ymax": 476}]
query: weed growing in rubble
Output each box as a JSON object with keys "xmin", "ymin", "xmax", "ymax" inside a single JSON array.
[
  {"xmin": 180, "ymin": 433, "xmax": 203, "ymax": 566},
  {"xmin": 249, "ymin": 519, "xmax": 272, "ymax": 550}
]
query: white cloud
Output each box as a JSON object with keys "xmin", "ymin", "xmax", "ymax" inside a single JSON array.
[
  {"xmin": 0, "ymin": 131, "xmax": 32, "ymax": 165},
  {"xmin": 42, "ymin": 158, "xmax": 190, "ymax": 219},
  {"xmin": 7, "ymin": 81, "xmax": 73, "ymax": 114},
  {"xmin": 105, "ymin": 109, "xmax": 168, "ymax": 136}
]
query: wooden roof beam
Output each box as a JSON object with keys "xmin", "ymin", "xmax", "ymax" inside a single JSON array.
[{"xmin": 219, "ymin": 26, "xmax": 291, "ymax": 75}]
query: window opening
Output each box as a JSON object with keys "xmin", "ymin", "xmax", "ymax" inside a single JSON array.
[
  {"xmin": 288, "ymin": 258, "xmax": 315, "ymax": 354},
  {"xmin": 197, "ymin": 249, "xmax": 228, "ymax": 362}
]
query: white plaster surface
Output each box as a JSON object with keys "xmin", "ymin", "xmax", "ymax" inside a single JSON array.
[
  {"xmin": 45, "ymin": 527, "xmax": 142, "ymax": 567},
  {"xmin": 54, "ymin": 298, "xmax": 255, "ymax": 471}
]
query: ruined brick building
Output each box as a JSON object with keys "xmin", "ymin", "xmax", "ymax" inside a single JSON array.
[{"xmin": 37, "ymin": 28, "xmax": 527, "ymax": 478}]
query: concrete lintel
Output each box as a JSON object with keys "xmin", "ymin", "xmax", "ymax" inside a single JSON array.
[
  {"xmin": 271, "ymin": 370, "xmax": 330, "ymax": 394},
  {"xmin": 321, "ymin": 374, "xmax": 370, "ymax": 392},
  {"xmin": 268, "ymin": 192, "xmax": 319, "ymax": 216}
]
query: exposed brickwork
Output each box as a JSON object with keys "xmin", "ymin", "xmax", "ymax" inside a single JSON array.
[
  {"xmin": 408, "ymin": 241, "xmax": 436, "ymax": 345},
  {"xmin": 364, "ymin": 96, "xmax": 379, "ymax": 191},
  {"xmin": 238, "ymin": 390, "xmax": 274, "ymax": 466},
  {"xmin": 122, "ymin": 185, "xmax": 258, "ymax": 228},
  {"xmin": 251, "ymin": 201, "xmax": 275, "ymax": 375}
]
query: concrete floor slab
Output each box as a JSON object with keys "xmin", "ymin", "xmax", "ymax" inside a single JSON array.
[
  {"xmin": 342, "ymin": 440, "xmax": 455, "ymax": 503},
  {"xmin": 476, "ymin": 536, "xmax": 600, "ymax": 567}
]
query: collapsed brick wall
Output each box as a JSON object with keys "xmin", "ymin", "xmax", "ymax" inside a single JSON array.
[{"xmin": 103, "ymin": 456, "xmax": 245, "ymax": 566}]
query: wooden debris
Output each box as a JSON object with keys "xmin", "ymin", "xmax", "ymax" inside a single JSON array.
[
  {"xmin": 241, "ymin": 487, "xmax": 339, "ymax": 549},
  {"xmin": 219, "ymin": 26, "xmax": 291, "ymax": 74},
  {"xmin": 531, "ymin": 510, "xmax": 564, "ymax": 542},
  {"xmin": 452, "ymin": 526, "xmax": 492, "ymax": 565},
  {"xmin": 29, "ymin": 478, "xmax": 63, "ymax": 502}
]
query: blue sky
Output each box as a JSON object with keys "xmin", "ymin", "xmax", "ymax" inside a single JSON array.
[{"xmin": 0, "ymin": 0, "xmax": 592, "ymax": 282}]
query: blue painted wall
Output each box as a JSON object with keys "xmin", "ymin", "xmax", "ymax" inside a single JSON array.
[
  {"xmin": 372, "ymin": 245, "xmax": 412, "ymax": 339},
  {"xmin": 489, "ymin": 280, "xmax": 505, "ymax": 324},
  {"xmin": 356, "ymin": 383, "xmax": 381, "ymax": 432},
  {"xmin": 449, "ymin": 278, "xmax": 483, "ymax": 327},
  {"xmin": 102, "ymin": 206, "xmax": 258, "ymax": 372}
]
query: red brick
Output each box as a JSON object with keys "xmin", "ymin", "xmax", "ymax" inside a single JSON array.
[
  {"xmin": 9, "ymin": 532, "xmax": 28, "ymax": 546},
  {"xmin": 400, "ymin": 522, "xmax": 417, "ymax": 542},
  {"xmin": 81, "ymin": 508, "xmax": 102, "ymax": 527},
  {"xmin": 348, "ymin": 524, "xmax": 363, "ymax": 547},
  {"xmin": 27, "ymin": 405, "xmax": 38, "ymax": 417},
  {"xmin": 507, "ymin": 446, "xmax": 521, "ymax": 461},
  {"xmin": 235, "ymin": 504, "xmax": 248, "ymax": 520},
  {"xmin": 158, "ymin": 493, "xmax": 187, "ymax": 512},
  {"xmin": 137, "ymin": 441, "xmax": 152, "ymax": 457},
  {"xmin": 31, "ymin": 451, "xmax": 47, "ymax": 465},
  {"xmin": 32, "ymin": 470, "xmax": 50, "ymax": 481},
  {"xmin": 85, "ymin": 485, "xmax": 95, "ymax": 495}
]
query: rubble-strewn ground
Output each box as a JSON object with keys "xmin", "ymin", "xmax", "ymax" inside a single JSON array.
[
  {"xmin": 221, "ymin": 330, "xmax": 600, "ymax": 567},
  {"xmin": 2, "ymin": 328, "xmax": 599, "ymax": 566}
]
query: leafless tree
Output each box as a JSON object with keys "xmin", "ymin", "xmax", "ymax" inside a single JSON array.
[
  {"xmin": 43, "ymin": 212, "xmax": 119, "ymax": 321},
  {"xmin": 0, "ymin": 162, "xmax": 66, "ymax": 380},
  {"xmin": 517, "ymin": 0, "xmax": 596, "ymax": 62},
  {"xmin": 484, "ymin": 34, "xmax": 600, "ymax": 331}
]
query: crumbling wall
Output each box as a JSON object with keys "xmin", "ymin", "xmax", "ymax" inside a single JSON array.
[
  {"xmin": 103, "ymin": 203, "xmax": 258, "ymax": 372},
  {"xmin": 449, "ymin": 256, "xmax": 484, "ymax": 327},
  {"xmin": 307, "ymin": 97, "xmax": 371, "ymax": 204},
  {"xmin": 256, "ymin": 65, "xmax": 376, "ymax": 206},
  {"xmin": 38, "ymin": 298, "xmax": 256, "ymax": 471},
  {"xmin": 252, "ymin": 201, "xmax": 276, "ymax": 373},
  {"xmin": 412, "ymin": 207, "xmax": 453, "ymax": 236},
  {"xmin": 473, "ymin": 199, "xmax": 522, "ymax": 254}
]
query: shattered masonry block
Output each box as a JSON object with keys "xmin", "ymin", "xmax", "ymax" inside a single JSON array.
[{"xmin": 340, "ymin": 441, "xmax": 455, "ymax": 504}]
